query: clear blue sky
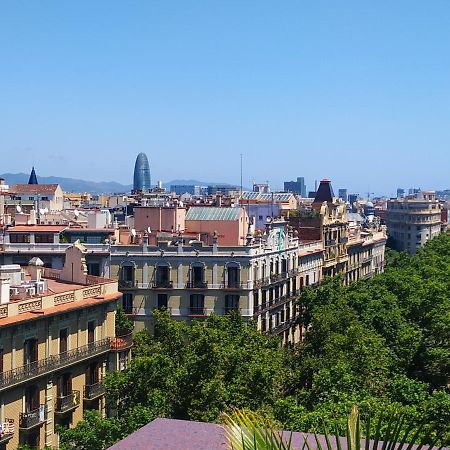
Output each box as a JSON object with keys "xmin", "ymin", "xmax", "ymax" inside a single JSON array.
[{"xmin": 1, "ymin": 1, "xmax": 449, "ymax": 196}]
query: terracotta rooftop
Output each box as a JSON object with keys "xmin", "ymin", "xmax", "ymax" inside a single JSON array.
[
  {"xmin": 11, "ymin": 184, "xmax": 59, "ymax": 194},
  {"xmin": 0, "ymin": 292, "xmax": 121, "ymax": 327},
  {"xmin": 7, "ymin": 225, "xmax": 67, "ymax": 233}
]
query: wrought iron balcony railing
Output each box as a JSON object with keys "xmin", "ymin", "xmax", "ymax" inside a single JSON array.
[
  {"xmin": 19, "ymin": 405, "xmax": 46, "ymax": 429},
  {"xmin": 0, "ymin": 339, "xmax": 111, "ymax": 391},
  {"xmin": 55, "ymin": 390, "xmax": 80, "ymax": 413},
  {"xmin": 118, "ymin": 280, "xmax": 136, "ymax": 289},
  {"xmin": 186, "ymin": 281, "xmax": 208, "ymax": 289},
  {"xmin": 152, "ymin": 280, "xmax": 173, "ymax": 289},
  {"xmin": 84, "ymin": 381, "xmax": 105, "ymax": 400}
]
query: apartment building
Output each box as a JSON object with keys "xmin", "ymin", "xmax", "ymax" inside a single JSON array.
[
  {"xmin": 111, "ymin": 219, "xmax": 322, "ymax": 345},
  {"xmin": 0, "ymin": 242, "xmax": 128, "ymax": 449},
  {"xmin": 386, "ymin": 191, "xmax": 441, "ymax": 254},
  {"xmin": 289, "ymin": 179, "xmax": 387, "ymax": 282},
  {"xmin": 0, "ymin": 225, "xmax": 112, "ymax": 277}
]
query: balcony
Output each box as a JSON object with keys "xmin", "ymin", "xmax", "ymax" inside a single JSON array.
[
  {"xmin": 118, "ymin": 280, "xmax": 136, "ymax": 289},
  {"xmin": 19, "ymin": 406, "xmax": 46, "ymax": 430},
  {"xmin": 55, "ymin": 390, "xmax": 80, "ymax": 414},
  {"xmin": 110, "ymin": 333, "xmax": 133, "ymax": 351},
  {"xmin": 152, "ymin": 280, "xmax": 173, "ymax": 289},
  {"xmin": 0, "ymin": 339, "xmax": 111, "ymax": 391},
  {"xmin": 253, "ymin": 277, "xmax": 270, "ymax": 289},
  {"xmin": 186, "ymin": 281, "xmax": 208, "ymax": 289},
  {"xmin": 339, "ymin": 236, "xmax": 349, "ymax": 244},
  {"xmin": 0, "ymin": 419, "xmax": 14, "ymax": 443},
  {"xmin": 188, "ymin": 307, "xmax": 207, "ymax": 317},
  {"xmin": 84, "ymin": 381, "xmax": 105, "ymax": 400},
  {"xmin": 223, "ymin": 281, "xmax": 244, "ymax": 290}
]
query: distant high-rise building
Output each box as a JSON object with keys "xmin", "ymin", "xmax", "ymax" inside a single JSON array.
[
  {"xmin": 171, "ymin": 185, "xmax": 200, "ymax": 196},
  {"xmin": 284, "ymin": 177, "xmax": 306, "ymax": 197},
  {"xmin": 348, "ymin": 193, "xmax": 358, "ymax": 206},
  {"xmin": 338, "ymin": 188, "xmax": 348, "ymax": 202},
  {"xmin": 133, "ymin": 153, "xmax": 151, "ymax": 193},
  {"xmin": 408, "ymin": 188, "xmax": 421, "ymax": 195},
  {"xmin": 396, "ymin": 188, "xmax": 405, "ymax": 198}
]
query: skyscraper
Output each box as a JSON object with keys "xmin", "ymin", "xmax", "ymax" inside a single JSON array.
[
  {"xmin": 133, "ymin": 152, "xmax": 151, "ymax": 193},
  {"xmin": 284, "ymin": 177, "xmax": 306, "ymax": 197},
  {"xmin": 338, "ymin": 188, "xmax": 348, "ymax": 202}
]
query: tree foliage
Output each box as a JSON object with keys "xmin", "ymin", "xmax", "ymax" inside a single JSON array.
[{"xmin": 60, "ymin": 234, "xmax": 450, "ymax": 448}]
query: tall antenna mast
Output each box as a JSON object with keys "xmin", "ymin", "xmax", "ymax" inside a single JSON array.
[{"xmin": 240, "ymin": 153, "xmax": 243, "ymax": 199}]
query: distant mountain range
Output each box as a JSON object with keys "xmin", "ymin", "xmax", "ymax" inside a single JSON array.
[{"xmin": 0, "ymin": 173, "xmax": 238, "ymax": 194}]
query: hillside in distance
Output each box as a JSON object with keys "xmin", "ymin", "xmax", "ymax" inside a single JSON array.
[{"xmin": 0, "ymin": 173, "xmax": 237, "ymax": 194}]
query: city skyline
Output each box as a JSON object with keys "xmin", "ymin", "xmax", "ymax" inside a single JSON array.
[{"xmin": 1, "ymin": 2, "xmax": 450, "ymax": 194}]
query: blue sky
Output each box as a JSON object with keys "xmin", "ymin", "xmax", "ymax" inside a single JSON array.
[{"xmin": 1, "ymin": 1, "xmax": 449, "ymax": 196}]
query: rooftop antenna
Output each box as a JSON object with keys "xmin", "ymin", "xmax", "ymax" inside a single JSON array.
[{"xmin": 240, "ymin": 153, "xmax": 243, "ymax": 199}]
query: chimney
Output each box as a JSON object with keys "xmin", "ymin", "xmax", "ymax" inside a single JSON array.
[
  {"xmin": 216, "ymin": 193, "xmax": 222, "ymax": 207},
  {"xmin": 0, "ymin": 277, "xmax": 10, "ymax": 304},
  {"xmin": 28, "ymin": 257, "xmax": 44, "ymax": 281}
]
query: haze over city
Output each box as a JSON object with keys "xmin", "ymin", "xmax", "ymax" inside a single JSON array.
[{"xmin": 1, "ymin": 1, "xmax": 450, "ymax": 196}]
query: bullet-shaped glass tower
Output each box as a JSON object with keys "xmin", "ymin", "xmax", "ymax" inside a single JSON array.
[{"xmin": 133, "ymin": 152, "xmax": 151, "ymax": 192}]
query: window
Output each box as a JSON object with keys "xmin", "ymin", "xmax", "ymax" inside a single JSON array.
[
  {"xmin": 35, "ymin": 234, "xmax": 54, "ymax": 243},
  {"xmin": 24, "ymin": 338, "xmax": 38, "ymax": 365},
  {"xmin": 253, "ymin": 291, "xmax": 259, "ymax": 310},
  {"xmin": 10, "ymin": 234, "xmax": 30, "ymax": 243},
  {"xmin": 157, "ymin": 294, "xmax": 168, "ymax": 309},
  {"xmin": 87, "ymin": 263, "xmax": 100, "ymax": 276},
  {"xmin": 121, "ymin": 265, "xmax": 134, "ymax": 282},
  {"xmin": 119, "ymin": 351, "xmax": 128, "ymax": 371},
  {"xmin": 87, "ymin": 320, "xmax": 95, "ymax": 344},
  {"xmin": 25, "ymin": 385, "xmax": 40, "ymax": 412},
  {"xmin": 225, "ymin": 295, "xmax": 239, "ymax": 312},
  {"xmin": 155, "ymin": 266, "xmax": 170, "ymax": 287},
  {"xmin": 189, "ymin": 294, "xmax": 205, "ymax": 315},
  {"xmin": 86, "ymin": 362, "xmax": 100, "ymax": 385},
  {"xmin": 122, "ymin": 294, "xmax": 133, "ymax": 314},
  {"xmin": 190, "ymin": 265, "xmax": 205, "ymax": 288},
  {"xmin": 0, "ymin": 348, "xmax": 3, "ymax": 374},
  {"xmin": 227, "ymin": 266, "xmax": 240, "ymax": 288},
  {"xmin": 59, "ymin": 328, "xmax": 68, "ymax": 354},
  {"xmin": 57, "ymin": 372, "xmax": 73, "ymax": 398},
  {"xmin": 262, "ymin": 289, "xmax": 267, "ymax": 305}
]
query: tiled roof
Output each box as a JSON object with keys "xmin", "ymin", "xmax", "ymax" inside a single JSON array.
[
  {"xmin": 11, "ymin": 184, "xmax": 59, "ymax": 194},
  {"xmin": 107, "ymin": 418, "xmax": 364, "ymax": 450},
  {"xmin": 7, "ymin": 225, "xmax": 67, "ymax": 233},
  {"xmin": 241, "ymin": 192, "xmax": 294, "ymax": 202},
  {"xmin": 313, "ymin": 179, "xmax": 334, "ymax": 203},
  {"xmin": 186, "ymin": 207, "xmax": 241, "ymax": 221}
]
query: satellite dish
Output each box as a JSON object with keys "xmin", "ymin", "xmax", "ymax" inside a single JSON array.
[
  {"xmin": 39, "ymin": 208, "xmax": 46, "ymax": 216},
  {"xmin": 179, "ymin": 201, "xmax": 184, "ymax": 207},
  {"xmin": 44, "ymin": 208, "xmax": 49, "ymax": 214},
  {"xmin": 131, "ymin": 228, "xmax": 136, "ymax": 237},
  {"xmin": 16, "ymin": 205, "xmax": 22, "ymax": 213},
  {"xmin": 74, "ymin": 209, "xmax": 80, "ymax": 217},
  {"xmin": 165, "ymin": 202, "xmax": 170, "ymax": 207},
  {"xmin": 147, "ymin": 226, "xmax": 152, "ymax": 234}
]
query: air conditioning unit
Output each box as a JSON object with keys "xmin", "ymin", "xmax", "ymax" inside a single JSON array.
[
  {"xmin": 9, "ymin": 287, "xmax": 20, "ymax": 296},
  {"xmin": 26, "ymin": 286, "xmax": 36, "ymax": 296},
  {"xmin": 34, "ymin": 281, "xmax": 46, "ymax": 294}
]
